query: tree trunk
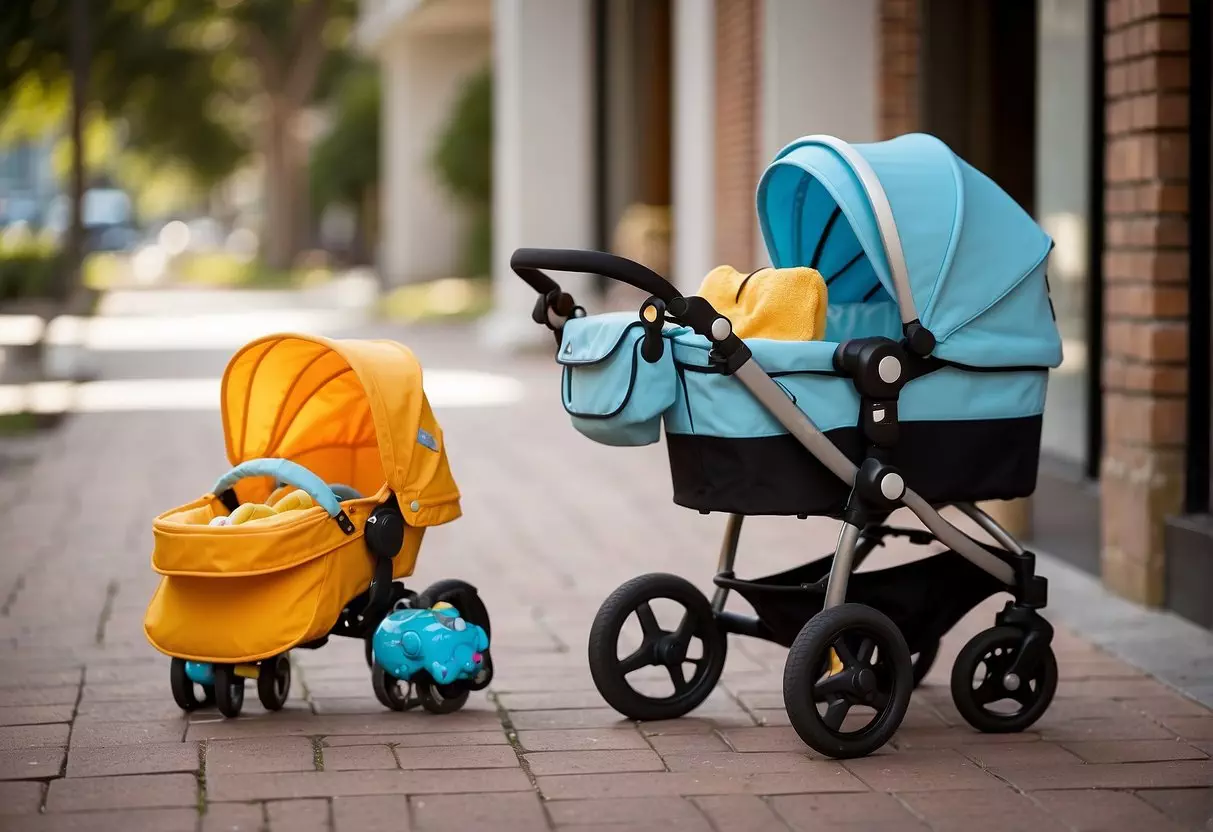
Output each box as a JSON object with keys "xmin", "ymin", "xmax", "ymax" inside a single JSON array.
[{"xmin": 260, "ymin": 99, "xmax": 307, "ymax": 271}]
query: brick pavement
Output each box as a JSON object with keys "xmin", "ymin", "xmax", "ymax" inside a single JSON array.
[{"xmin": 0, "ymin": 318, "xmax": 1211, "ymax": 831}]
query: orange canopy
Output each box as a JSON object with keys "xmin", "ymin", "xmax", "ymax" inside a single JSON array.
[{"xmin": 220, "ymin": 333, "xmax": 460, "ymax": 527}]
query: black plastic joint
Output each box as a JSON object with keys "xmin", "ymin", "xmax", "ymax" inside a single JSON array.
[
  {"xmin": 639, "ymin": 297, "xmax": 666, "ymax": 364},
  {"xmin": 861, "ymin": 398, "xmax": 900, "ymax": 447},
  {"xmin": 903, "ymin": 319, "xmax": 936, "ymax": 357},
  {"xmin": 833, "ymin": 337, "xmax": 907, "ymax": 399},
  {"xmin": 853, "ymin": 457, "xmax": 906, "ymax": 511}
]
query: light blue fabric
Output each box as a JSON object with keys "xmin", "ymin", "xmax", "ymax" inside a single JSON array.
[
  {"xmin": 557, "ymin": 313, "xmax": 682, "ymax": 446},
  {"xmin": 665, "ymin": 328, "xmax": 1048, "ymax": 439},
  {"xmin": 757, "ymin": 133, "xmax": 1062, "ymax": 369},
  {"xmin": 212, "ymin": 458, "xmax": 342, "ymax": 517}
]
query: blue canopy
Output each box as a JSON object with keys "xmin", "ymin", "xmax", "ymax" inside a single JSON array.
[{"xmin": 756, "ymin": 133, "xmax": 1062, "ymax": 368}]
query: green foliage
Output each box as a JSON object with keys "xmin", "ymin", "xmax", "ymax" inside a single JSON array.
[
  {"xmin": 431, "ymin": 65, "xmax": 492, "ymax": 276},
  {"xmin": 309, "ymin": 65, "xmax": 379, "ymax": 212},
  {"xmin": 0, "ymin": 236, "xmax": 62, "ymax": 302}
]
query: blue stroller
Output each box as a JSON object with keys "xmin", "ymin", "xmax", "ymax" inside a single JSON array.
[{"xmin": 513, "ymin": 133, "xmax": 1063, "ymax": 759}]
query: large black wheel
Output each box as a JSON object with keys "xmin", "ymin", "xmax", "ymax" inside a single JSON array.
[
  {"xmin": 212, "ymin": 665, "xmax": 245, "ymax": 719},
  {"xmin": 371, "ymin": 664, "xmax": 414, "ymax": 711},
  {"xmin": 587, "ymin": 573, "xmax": 727, "ymax": 722},
  {"xmin": 912, "ymin": 640, "xmax": 940, "ymax": 688},
  {"xmin": 169, "ymin": 659, "xmax": 214, "ymax": 712},
  {"xmin": 950, "ymin": 626, "xmax": 1057, "ymax": 733},
  {"xmin": 417, "ymin": 680, "xmax": 470, "ymax": 714},
  {"xmin": 783, "ymin": 604, "xmax": 913, "ymax": 759},
  {"xmin": 257, "ymin": 654, "xmax": 291, "ymax": 711},
  {"xmin": 416, "ymin": 579, "xmax": 493, "ymax": 691}
]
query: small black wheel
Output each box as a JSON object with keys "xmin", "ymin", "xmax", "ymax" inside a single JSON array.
[
  {"xmin": 950, "ymin": 626, "xmax": 1057, "ymax": 733},
  {"xmin": 588, "ymin": 573, "xmax": 727, "ymax": 722},
  {"xmin": 169, "ymin": 659, "xmax": 215, "ymax": 711},
  {"xmin": 371, "ymin": 663, "xmax": 413, "ymax": 711},
  {"xmin": 417, "ymin": 679, "xmax": 470, "ymax": 714},
  {"xmin": 783, "ymin": 603, "xmax": 913, "ymax": 759},
  {"xmin": 257, "ymin": 654, "xmax": 291, "ymax": 711},
  {"xmin": 212, "ymin": 665, "xmax": 245, "ymax": 719},
  {"xmin": 912, "ymin": 640, "xmax": 940, "ymax": 688}
]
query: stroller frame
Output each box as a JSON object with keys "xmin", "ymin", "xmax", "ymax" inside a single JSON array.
[{"xmin": 512, "ymin": 142, "xmax": 1057, "ymax": 760}]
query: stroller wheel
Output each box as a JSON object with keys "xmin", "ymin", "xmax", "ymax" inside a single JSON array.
[
  {"xmin": 371, "ymin": 663, "xmax": 414, "ymax": 711},
  {"xmin": 416, "ymin": 580, "xmax": 492, "ymax": 639},
  {"xmin": 169, "ymin": 658, "xmax": 214, "ymax": 712},
  {"xmin": 213, "ymin": 665, "xmax": 245, "ymax": 719},
  {"xmin": 950, "ymin": 626, "xmax": 1057, "ymax": 734},
  {"xmin": 912, "ymin": 640, "xmax": 940, "ymax": 688},
  {"xmin": 587, "ymin": 573, "xmax": 727, "ymax": 722},
  {"xmin": 257, "ymin": 654, "xmax": 291, "ymax": 711},
  {"xmin": 783, "ymin": 604, "xmax": 913, "ymax": 759},
  {"xmin": 417, "ymin": 680, "xmax": 470, "ymax": 714}
]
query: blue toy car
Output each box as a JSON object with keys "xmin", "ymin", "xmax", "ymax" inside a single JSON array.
[{"xmin": 371, "ymin": 603, "xmax": 491, "ymax": 713}]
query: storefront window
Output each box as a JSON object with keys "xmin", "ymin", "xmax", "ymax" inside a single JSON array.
[{"xmin": 1035, "ymin": 0, "xmax": 1092, "ymax": 466}]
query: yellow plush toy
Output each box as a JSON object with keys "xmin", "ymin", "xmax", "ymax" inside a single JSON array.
[
  {"xmin": 697, "ymin": 265, "xmax": 828, "ymax": 341},
  {"xmin": 210, "ymin": 489, "xmax": 316, "ymax": 527}
]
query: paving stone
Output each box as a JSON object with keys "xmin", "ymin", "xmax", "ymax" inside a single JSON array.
[
  {"xmin": 411, "ymin": 792, "xmax": 547, "ymax": 831},
  {"xmin": 74, "ymin": 699, "xmax": 189, "ymax": 723},
  {"xmin": 646, "ymin": 731, "xmax": 731, "ymax": 754},
  {"xmin": 536, "ymin": 768, "xmax": 868, "ymax": 799},
  {"xmin": 514, "ymin": 728, "xmax": 648, "ymax": 752},
  {"xmin": 545, "ymin": 796, "xmax": 706, "ymax": 827},
  {"xmin": 509, "ymin": 709, "xmax": 634, "ymax": 730},
  {"xmin": 1039, "ymin": 714, "xmax": 1177, "ymax": 742},
  {"xmin": 44, "ymin": 773, "xmax": 197, "ymax": 812},
  {"xmin": 770, "ymin": 792, "xmax": 930, "ymax": 831},
  {"xmin": 67, "ymin": 741, "xmax": 198, "ymax": 777},
  {"xmin": 0, "ymin": 744, "xmax": 64, "ymax": 781},
  {"xmin": 898, "ymin": 788, "xmax": 1067, "ymax": 832},
  {"xmin": 524, "ymin": 749, "xmax": 664, "ymax": 775},
  {"xmin": 1134, "ymin": 788, "xmax": 1213, "ymax": 830},
  {"xmin": 207, "ymin": 768, "xmax": 532, "ymax": 801},
  {"xmin": 1160, "ymin": 717, "xmax": 1213, "ymax": 741},
  {"xmin": 0, "ymin": 722, "xmax": 69, "ymax": 750},
  {"xmin": 1062, "ymin": 739, "xmax": 1209, "ymax": 764},
  {"xmin": 692, "ymin": 795, "xmax": 787, "ymax": 831},
  {"xmin": 959, "ymin": 741, "xmax": 1083, "ymax": 767},
  {"xmin": 199, "ymin": 801, "xmax": 264, "ymax": 832},
  {"xmin": 0, "ymin": 705, "xmax": 74, "ymax": 726},
  {"xmin": 68, "ymin": 720, "xmax": 185, "ymax": 748},
  {"xmin": 206, "ymin": 737, "xmax": 317, "ymax": 774},
  {"xmin": 266, "ymin": 798, "xmax": 330, "ymax": 832},
  {"xmin": 0, "ymin": 686, "xmax": 80, "ymax": 708},
  {"xmin": 891, "ymin": 727, "xmax": 1041, "ymax": 750},
  {"xmin": 11, "ymin": 808, "xmax": 199, "ymax": 832},
  {"xmin": 1034, "ymin": 789, "xmax": 1189, "ymax": 832},
  {"xmin": 0, "ymin": 780, "xmax": 44, "ymax": 815},
  {"xmin": 993, "ymin": 760, "xmax": 1213, "ymax": 790},
  {"xmin": 321, "ymin": 744, "xmax": 397, "ymax": 771},
  {"xmin": 393, "ymin": 745, "xmax": 518, "ymax": 770},
  {"xmin": 496, "ymin": 690, "xmax": 614, "ymax": 711},
  {"xmin": 844, "ymin": 749, "xmax": 1001, "ymax": 791},
  {"xmin": 331, "ymin": 795, "xmax": 411, "ymax": 831},
  {"xmin": 662, "ymin": 751, "xmax": 821, "ymax": 774},
  {"xmin": 323, "ymin": 730, "xmax": 508, "ymax": 748},
  {"xmin": 1122, "ymin": 695, "xmax": 1213, "ymax": 719}
]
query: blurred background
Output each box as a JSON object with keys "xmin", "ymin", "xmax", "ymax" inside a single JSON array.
[{"xmin": 0, "ymin": 0, "xmax": 1209, "ymax": 626}]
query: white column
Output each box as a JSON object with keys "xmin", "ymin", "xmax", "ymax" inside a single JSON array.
[
  {"xmin": 482, "ymin": 0, "xmax": 595, "ymax": 350},
  {"xmin": 380, "ymin": 31, "xmax": 492, "ymax": 286},
  {"xmin": 759, "ymin": 0, "xmax": 878, "ymax": 263},
  {"xmin": 671, "ymin": 0, "xmax": 716, "ymax": 295}
]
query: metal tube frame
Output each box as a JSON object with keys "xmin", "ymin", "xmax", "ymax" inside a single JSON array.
[{"xmin": 711, "ymin": 514, "xmax": 744, "ymax": 613}]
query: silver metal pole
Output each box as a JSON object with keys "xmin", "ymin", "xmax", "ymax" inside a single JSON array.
[
  {"xmin": 711, "ymin": 514, "xmax": 744, "ymax": 612},
  {"xmin": 824, "ymin": 522, "xmax": 862, "ymax": 609}
]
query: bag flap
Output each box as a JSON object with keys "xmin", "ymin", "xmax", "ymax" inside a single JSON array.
[{"xmin": 556, "ymin": 312, "xmax": 643, "ymax": 366}]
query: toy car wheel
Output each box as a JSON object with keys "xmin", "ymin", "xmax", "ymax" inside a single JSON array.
[
  {"xmin": 587, "ymin": 573, "xmax": 727, "ymax": 722},
  {"xmin": 169, "ymin": 658, "xmax": 214, "ymax": 711},
  {"xmin": 783, "ymin": 603, "xmax": 913, "ymax": 759},
  {"xmin": 257, "ymin": 654, "xmax": 291, "ymax": 711},
  {"xmin": 212, "ymin": 665, "xmax": 245, "ymax": 719},
  {"xmin": 950, "ymin": 626, "xmax": 1057, "ymax": 733},
  {"xmin": 416, "ymin": 679, "xmax": 470, "ymax": 714},
  {"xmin": 371, "ymin": 664, "xmax": 414, "ymax": 712},
  {"xmin": 912, "ymin": 640, "xmax": 940, "ymax": 688}
]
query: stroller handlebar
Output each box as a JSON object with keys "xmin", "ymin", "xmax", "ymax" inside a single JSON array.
[{"xmin": 511, "ymin": 248, "xmax": 682, "ymax": 305}]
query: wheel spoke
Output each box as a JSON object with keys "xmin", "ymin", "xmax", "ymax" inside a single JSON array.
[
  {"xmin": 813, "ymin": 670, "xmax": 853, "ymax": 701},
  {"xmin": 635, "ymin": 602, "xmax": 662, "ymax": 639},
  {"xmin": 822, "ymin": 697, "xmax": 851, "ymax": 731},
  {"xmin": 869, "ymin": 688, "xmax": 890, "ymax": 710},
  {"xmin": 667, "ymin": 661, "xmax": 689, "ymax": 693},
  {"xmin": 672, "ymin": 611, "xmax": 696, "ymax": 648},
  {"xmin": 831, "ymin": 636, "xmax": 859, "ymax": 668},
  {"xmin": 972, "ymin": 678, "xmax": 1003, "ymax": 705},
  {"xmin": 1010, "ymin": 680, "xmax": 1037, "ymax": 708},
  {"xmin": 618, "ymin": 645, "xmax": 655, "ymax": 675},
  {"xmin": 855, "ymin": 637, "xmax": 876, "ymax": 665}
]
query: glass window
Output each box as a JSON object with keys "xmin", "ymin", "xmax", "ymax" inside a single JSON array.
[{"xmin": 1035, "ymin": 0, "xmax": 1092, "ymax": 465}]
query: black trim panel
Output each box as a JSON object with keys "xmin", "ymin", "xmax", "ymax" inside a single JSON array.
[{"xmin": 666, "ymin": 416, "xmax": 1044, "ymax": 516}]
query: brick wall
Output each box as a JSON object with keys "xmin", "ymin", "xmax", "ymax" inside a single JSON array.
[
  {"xmin": 1100, "ymin": 0, "xmax": 1191, "ymax": 604},
  {"xmin": 878, "ymin": 0, "xmax": 920, "ymax": 138},
  {"xmin": 713, "ymin": 0, "xmax": 762, "ymax": 269}
]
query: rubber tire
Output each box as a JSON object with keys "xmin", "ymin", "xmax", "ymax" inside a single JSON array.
[
  {"xmin": 169, "ymin": 658, "xmax": 214, "ymax": 711},
  {"xmin": 911, "ymin": 640, "xmax": 940, "ymax": 688},
  {"xmin": 257, "ymin": 654, "xmax": 291, "ymax": 711},
  {"xmin": 588, "ymin": 573, "xmax": 727, "ymax": 722},
  {"xmin": 213, "ymin": 665, "xmax": 245, "ymax": 719},
  {"xmin": 417, "ymin": 680, "xmax": 470, "ymax": 714},
  {"xmin": 783, "ymin": 603, "xmax": 913, "ymax": 759},
  {"xmin": 950, "ymin": 626, "xmax": 1057, "ymax": 734},
  {"xmin": 371, "ymin": 664, "xmax": 411, "ymax": 712}
]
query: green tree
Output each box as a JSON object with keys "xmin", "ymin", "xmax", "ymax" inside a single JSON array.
[{"xmin": 431, "ymin": 66, "xmax": 492, "ymax": 277}]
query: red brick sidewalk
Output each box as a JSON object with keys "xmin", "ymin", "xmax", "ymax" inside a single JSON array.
[{"xmin": 0, "ymin": 324, "xmax": 1210, "ymax": 831}]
